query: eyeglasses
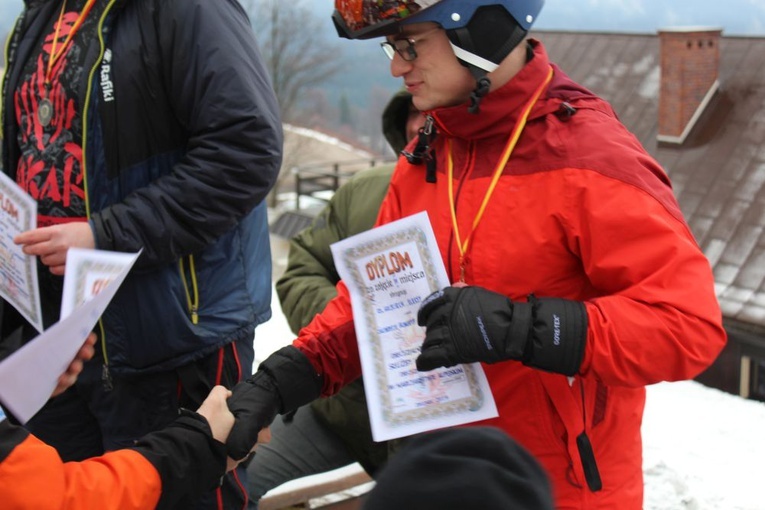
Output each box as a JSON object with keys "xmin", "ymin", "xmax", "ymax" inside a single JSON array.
[
  {"xmin": 380, "ymin": 28, "xmax": 441, "ymax": 62},
  {"xmin": 381, "ymin": 38, "xmax": 418, "ymax": 61}
]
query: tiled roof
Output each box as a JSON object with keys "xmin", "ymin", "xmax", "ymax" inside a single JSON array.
[{"xmin": 539, "ymin": 31, "xmax": 765, "ymax": 331}]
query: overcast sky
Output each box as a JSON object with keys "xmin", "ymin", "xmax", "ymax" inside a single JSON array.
[
  {"xmin": 2, "ymin": 1, "xmax": 764, "ymax": 41},
  {"xmin": 309, "ymin": 0, "xmax": 765, "ymax": 36}
]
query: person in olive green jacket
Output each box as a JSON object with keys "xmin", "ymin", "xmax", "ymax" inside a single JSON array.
[{"xmin": 247, "ymin": 90, "xmax": 422, "ymax": 508}]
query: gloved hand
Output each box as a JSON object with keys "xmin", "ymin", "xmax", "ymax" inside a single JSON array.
[
  {"xmin": 416, "ymin": 286, "xmax": 587, "ymax": 376},
  {"xmin": 225, "ymin": 371, "xmax": 280, "ymax": 461},
  {"xmin": 226, "ymin": 345, "xmax": 323, "ymax": 460}
]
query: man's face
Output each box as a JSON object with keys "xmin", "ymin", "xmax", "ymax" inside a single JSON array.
[{"xmin": 386, "ymin": 23, "xmax": 475, "ymax": 112}]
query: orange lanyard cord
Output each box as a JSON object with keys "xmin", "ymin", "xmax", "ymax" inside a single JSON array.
[
  {"xmin": 447, "ymin": 66, "xmax": 554, "ymax": 277},
  {"xmin": 45, "ymin": 0, "xmax": 98, "ymax": 86}
]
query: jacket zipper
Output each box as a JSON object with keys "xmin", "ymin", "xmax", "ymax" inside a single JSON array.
[
  {"xmin": 179, "ymin": 255, "xmax": 200, "ymax": 324},
  {"xmin": 84, "ymin": 0, "xmax": 118, "ymax": 389}
]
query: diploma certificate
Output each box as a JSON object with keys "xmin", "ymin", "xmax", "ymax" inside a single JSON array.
[
  {"xmin": 0, "ymin": 249, "xmax": 139, "ymax": 423},
  {"xmin": 332, "ymin": 211, "xmax": 497, "ymax": 441},
  {"xmin": 60, "ymin": 248, "xmax": 142, "ymax": 320},
  {"xmin": 0, "ymin": 172, "xmax": 42, "ymax": 333}
]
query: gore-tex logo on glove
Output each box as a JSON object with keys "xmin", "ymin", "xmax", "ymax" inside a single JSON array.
[{"xmin": 553, "ymin": 314, "xmax": 561, "ymax": 346}]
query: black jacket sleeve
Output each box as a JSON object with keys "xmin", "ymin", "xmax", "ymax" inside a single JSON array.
[{"xmin": 131, "ymin": 411, "xmax": 227, "ymax": 510}]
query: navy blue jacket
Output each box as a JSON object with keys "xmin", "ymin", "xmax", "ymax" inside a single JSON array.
[{"xmin": 1, "ymin": 0, "xmax": 283, "ymax": 374}]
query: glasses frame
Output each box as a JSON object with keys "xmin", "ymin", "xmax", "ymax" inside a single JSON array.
[
  {"xmin": 380, "ymin": 27, "xmax": 441, "ymax": 62},
  {"xmin": 380, "ymin": 37, "xmax": 418, "ymax": 62}
]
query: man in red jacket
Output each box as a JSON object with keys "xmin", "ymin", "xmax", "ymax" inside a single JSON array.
[{"xmin": 227, "ymin": 1, "xmax": 727, "ymax": 508}]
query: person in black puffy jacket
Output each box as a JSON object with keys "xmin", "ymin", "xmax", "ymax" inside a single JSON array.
[{"xmin": 1, "ymin": 0, "xmax": 282, "ymax": 507}]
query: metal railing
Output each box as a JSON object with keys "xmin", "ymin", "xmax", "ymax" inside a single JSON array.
[{"xmin": 291, "ymin": 157, "xmax": 394, "ymax": 210}]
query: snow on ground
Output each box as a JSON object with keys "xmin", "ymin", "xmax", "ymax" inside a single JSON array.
[
  {"xmin": 256, "ymin": 285, "xmax": 765, "ymax": 509},
  {"xmin": 642, "ymin": 380, "xmax": 765, "ymax": 510}
]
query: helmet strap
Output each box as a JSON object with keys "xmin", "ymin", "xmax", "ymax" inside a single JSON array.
[
  {"xmin": 450, "ymin": 43, "xmax": 499, "ymax": 74},
  {"xmin": 468, "ymin": 77, "xmax": 492, "ymax": 114},
  {"xmin": 445, "ymin": 5, "xmax": 529, "ymax": 113}
]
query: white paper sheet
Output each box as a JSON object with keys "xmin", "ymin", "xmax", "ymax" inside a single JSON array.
[
  {"xmin": 0, "ymin": 172, "xmax": 42, "ymax": 333},
  {"xmin": 0, "ymin": 249, "xmax": 139, "ymax": 423},
  {"xmin": 331, "ymin": 211, "xmax": 497, "ymax": 442}
]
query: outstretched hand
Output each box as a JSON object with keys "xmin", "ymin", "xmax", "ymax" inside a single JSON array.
[
  {"xmin": 15, "ymin": 223, "xmax": 95, "ymax": 275},
  {"xmin": 225, "ymin": 372, "xmax": 281, "ymax": 461},
  {"xmin": 197, "ymin": 385, "xmax": 238, "ymax": 472},
  {"xmin": 197, "ymin": 385, "xmax": 272, "ymax": 471},
  {"xmin": 197, "ymin": 386, "xmax": 235, "ymax": 444},
  {"xmin": 225, "ymin": 346, "xmax": 322, "ymax": 460},
  {"xmin": 52, "ymin": 332, "xmax": 97, "ymax": 397}
]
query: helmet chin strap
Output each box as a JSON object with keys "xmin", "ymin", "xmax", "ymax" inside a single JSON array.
[
  {"xmin": 468, "ymin": 77, "xmax": 492, "ymax": 114},
  {"xmin": 445, "ymin": 4, "xmax": 529, "ymax": 113},
  {"xmin": 450, "ymin": 43, "xmax": 498, "ymax": 73},
  {"xmin": 451, "ymin": 43, "xmax": 497, "ymax": 114}
]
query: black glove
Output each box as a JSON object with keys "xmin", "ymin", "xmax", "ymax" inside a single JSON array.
[
  {"xmin": 226, "ymin": 345, "xmax": 323, "ymax": 460},
  {"xmin": 416, "ymin": 286, "xmax": 587, "ymax": 376},
  {"xmin": 225, "ymin": 371, "xmax": 281, "ymax": 460}
]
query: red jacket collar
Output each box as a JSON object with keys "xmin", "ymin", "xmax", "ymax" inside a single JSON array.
[{"xmin": 428, "ymin": 40, "xmax": 584, "ymax": 141}]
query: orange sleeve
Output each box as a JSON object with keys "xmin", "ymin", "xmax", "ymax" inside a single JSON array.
[
  {"xmin": 1, "ymin": 433, "xmax": 161, "ymax": 510},
  {"xmin": 568, "ymin": 171, "xmax": 727, "ymax": 385},
  {"xmin": 294, "ymin": 280, "xmax": 363, "ymax": 396}
]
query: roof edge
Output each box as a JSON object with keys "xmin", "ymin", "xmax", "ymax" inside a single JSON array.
[{"xmin": 658, "ymin": 26, "xmax": 724, "ymax": 34}]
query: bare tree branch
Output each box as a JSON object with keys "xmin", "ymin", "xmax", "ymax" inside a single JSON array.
[{"xmin": 244, "ymin": 0, "xmax": 346, "ymax": 123}]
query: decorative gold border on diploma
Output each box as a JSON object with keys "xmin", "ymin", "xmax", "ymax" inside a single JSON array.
[
  {"xmin": 72, "ymin": 260, "xmax": 124, "ymax": 305},
  {"xmin": 0, "ymin": 178, "xmax": 39, "ymax": 324},
  {"xmin": 341, "ymin": 225, "xmax": 484, "ymax": 427}
]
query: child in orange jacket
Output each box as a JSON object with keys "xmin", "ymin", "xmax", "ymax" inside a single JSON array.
[{"xmin": 0, "ymin": 334, "xmax": 259, "ymax": 510}]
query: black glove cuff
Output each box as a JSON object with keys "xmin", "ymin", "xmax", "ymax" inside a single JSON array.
[
  {"xmin": 504, "ymin": 301, "xmax": 533, "ymax": 360},
  {"xmin": 259, "ymin": 345, "xmax": 323, "ymax": 413},
  {"xmin": 171, "ymin": 412, "xmax": 228, "ymax": 473},
  {"xmin": 525, "ymin": 297, "xmax": 587, "ymax": 376}
]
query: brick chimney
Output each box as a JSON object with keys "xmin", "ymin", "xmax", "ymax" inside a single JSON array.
[{"xmin": 657, "ymin": 27, "xmax": 722, "ymax": 144}]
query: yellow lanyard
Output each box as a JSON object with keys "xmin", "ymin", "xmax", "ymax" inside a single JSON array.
[
  {"xmin": 45, "ymin": 0, "xmax": 99, "ymax": 91},
  {"xmin": 447, "ymin": 66, "xmax": 554, "ymax": 283}
]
